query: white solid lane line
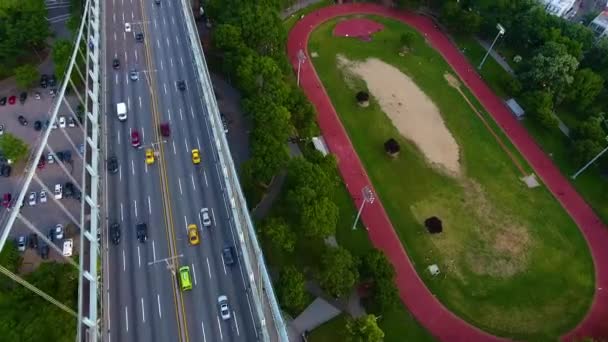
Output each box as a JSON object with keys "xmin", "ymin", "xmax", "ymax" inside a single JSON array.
[
  {"xmin": 125, "ymin": 306, "xmax": 129, "ymax": 332},
  {"xmin": 160, "ymin": 60, "xmax": 163, "ymax": 71},
  {"xmin": 131, "ymin": 11, "xmax": 134, "ymax": 20},
  {"xmin": 120, "ymin": 203, "xmax": 124, "ymax": 222},
  {"xmin": 117, "ymin": 133, "xmax": 121, "ymax": 145},
  {"xmin": 122, "ymin": 249, "xmax": 126, "ymax": 271},
  {"xmin": 147, "ymin": 196, "xmax": 151, "ymax": 214},
  {"xmin": 154, "ymin": 18, "xmax": 157, "ymax": 28},
  {"xmin": 171, "ymin": 16, "xmax": 175, "ymax": 25},
  {"xmin": 113, "ymin": 13, "xmax": 115, "ymax": 23},
  {"xmin": 206, "ymin": 258, "xmax": 211, "ymax": 279},
  {"xmin": 131, "ymin": 159, "xmax": 135, "ymax": 175},
  {"xmin": 127, "ymin": 96, "xmax": 131, "ymax": 110},
  {"xmin": 201, "ymin": 321, "xmax": 207, "ymax": 342},
  {"xmin": 184, "ymin": 138, "xmax": 188, "ymax": 152},
  {"xmin": 192, "ymin": 263, "xmax": 197, "ymax": 286},
  {"xmin": 145, "ymin": 163, "xmax": 148, "ymax": 174},
  {"xmin": 142, "ymin": 127, "xmax": 145, "ymax": 142},
  {"xmin": 123, "ymin": 32, "xmax": 126, "ymax": 41},
  {"xmin": 179, "ymin": 107, "xmax": 183, "ymax": 120},
  {"xmin": 183, "ymin": 215, "xmax": 188, "ymax": 229},
  {"xmin": 178, "ymin": 178, "xmax": 183, "ymax": 195},
  {"xmin": 176, "ymin": 36, "xmax": 180, "ymax": 45},
  {"xmin": 168, "ymin": 108, "xmax": 172, "ymax": 122},
  {"xmin": 172, "ymin": 141, "xmax": 177, "ymax": 155},
  {"xmin": 170, "ymin": 57, "xmax": 173, "ymax": 67},
  {"xmin": 115, "ymin": 73, "xmax": 118, "ymax": 85},
  {"xmin": 204, "ymin": 171, "xmax": 208, "ymax": 187},
  {"xmin": 124, "ymin": 50, "xmax": 127, "ymax": 64},
  {"xmin": 122, "ymin": 12, "xmax": 124, "ymax": 22},
  {"xmin": 190, "ymin": 106, "xmax": 195, "ymax": 118},
  {"xmin": 157, "ymin": 38, "xmax": 160, "ymax": 49},
  {"xmin": 166, "ymin": 37, "xmax": 170, "ymax": 47},
  {"xmin": 119, "ymin": 166, "xmax": 122, "ymax": 181},
  {"xmin": 135, "ymin": 50, "xmax": 138, "ymax": 62},
  {"xmin": 137, "ymin": 246, "xmax": 141, "ymax": 268},
  {"xmin": 163, "ymin": 83, "xmax": 167, "ymax": 95},
  {"xmin": 163, "ymin": 16, "xmax": 166, "ymax": 25},
  {"xmin": 138, "ymin": 96, "xmax": 142, "ymax": 108},
  {"xmin": 220, "ymin": 254, "xmax": 227, "ymax": 275},
  {"xmin": 211, "ymin": 208, "xmax": 215, "ymax": 225},
  {"xmin": 141, "ymin": 297, "xmax": 145, "ymax": 323},
  {"xmin": 134, "ymin": 199, "xmax": 138, "ymax": 217},
  {"xmin": 196, "ymin": 137, "xmax": 201, "ymax": 149},
  {"xmin": 114, "ymin": 32, "xmax": 117, "ymax": 41},
  {"xmin": 191, "ymin": 174, "xmax": 196, "ymax": 190},
  {"xmin": 152, "ymin": 239, "xmax": 156, "ymax": 262},
  {"xmin": 217, "ymin": 316, "xmax": 223, "ymax": 340},
  {"xmin": 157, "ymin": 294, "xmax": 162, "ymax": 318},
  {"xmin": 234, "ymin": 312, "xmax": 240, "ymax": 335},
  {"xmin": 180, "ymin": 57, "xmax": 184, "ymax": 67}
]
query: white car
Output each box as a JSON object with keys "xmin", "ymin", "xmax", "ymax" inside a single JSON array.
[
  {"xmin": 16, "ymin": 236, "xmax": 27, "ymax": 252},
  {"xmin": 58, "ymin": 116, "xmax": 66, "ymax": 128},
  {"xmin": 0, "ymin": 124, "xmax": 4, "ymax": 135},
  {"xmin": 47, "ymin": 153, "xmax": 55, "ymax": 164},
  {"xmin": 125, "ymin": 22, "xmax": 131, "ymax": 32},
  {"xmin": 39, "ymin": 190, "xmax": 47, "ymax": 203},
  {"xmin": 28, "ymin": 192, "xmax": 37, "ymax": 206},
  {"xmin": 54, "ymin": 224, "xmax": 64, "ymax": 240},
  {"xmin": 200, "ymin": 208, "xmax": 211, "ymax": 227},
  {"xmin": 68, "ymin": 117, "xmax": 76, "ymax": 127},
  {"xmin": 218, "ymin": 295, "xmax": 231, "ymax": 320},
  {"xmin": 129, "ymin": 69, "xmax": 139, "ymax": 81},
  {"xmin": 54, "ymin": 184, "xmax": 63, "ymax": 199}
]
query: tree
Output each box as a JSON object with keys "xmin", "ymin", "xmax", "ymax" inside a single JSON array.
[
  {"xmin": 0, "ymin": 133, "xmax": 28, "ymax": 163},
  {"xmin": 248, "ymin": 131, "xmax": 290, "ymax": 184},
  {"xmin": 13, "ymin": 64, "xmax": 39, "ymax": 89},
  {"xmin": 276, "ymin": 266, "xmax": 309, "ymax": 315},
  {"xmin": 345, "ymin": 314, "xmax": 385, "ymax": 342},
  {"xmin": 384, "ymin": 138, "xmax": 400, "ymax": 157},
  {"xmin": 52, "ymin": 40, "xmax": 74, "ymax": 80},
  {"xmin": 0, "ymin": 0, "xmax": 50, "ymax": 65},
  {"xmin": 518, "ymin": 42, "xmax": 579, "ymax": 99},
  {"xmin": 564, "ymin": 68, "xmax": 604, "ymax": 113},
  {"xmin": 284, "ymin": 87, "xmax": 317, "ymax": 137},
  {"xmin": 571, "ymin": 116, "xmax": 607, "ymax": 143},
  {"xmin": 318, "ymin": 246, "xmax": 359, "ymax": 297},
  {"xmin": 288, "ymin": 187, "xmax": 338, "ymax": 238},
  {"xmin": 360, "ymin": 249, "xmax": 394, "ymax": 281},
  {"xmin": 236, "ymin": 54, "xmax": 289, "ymax": 105},
  {"xmin": 521, "ymin": 90, "xmax": 557, "ymax": 129},
  {"xmin": 360, "ymin": 249, "xmax": 399, "ymax": 313},
  {"xmin": 261, "ymin": 217, "xmax": 296, "ymax": 253},
  {"xmin": 399, "ymin": 32, "xmax": 416, "ymax": 48},
  {"xmin": 212, "ymin": 24, "xmax": 245, "ymax": 52},
  {"xmin": 572, "ymin": 139, "xmax": 603, "ymax": 165},
  {"xmin": 0, "ymin": 244, "xmax": 21, "ymax": 290},
  {"xmin": 286, "ymin": 157, "xmax": 336, "ymax": 198},
  {"xmin": 440, "ymin": 2, "xmax": 481, "ymax": 34},
  {"xmin": 235, "ymin": 3, "xmax": 286, "ymax": 57}
]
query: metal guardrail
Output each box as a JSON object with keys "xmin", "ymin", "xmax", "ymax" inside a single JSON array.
[{"xmin": 178, "ymin": 1, "xmax": 289, "ymax": 341}]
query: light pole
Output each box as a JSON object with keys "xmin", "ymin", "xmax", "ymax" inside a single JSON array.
[
  {"xmin": 478, "ymin": 23, "xmax": 505, "ymax": 70},
  {"xmin": 571, "ymin": 136, "xmax": 608, "ymax": 179},
  {"xmin": 296, "ymin": 49, "xmax": 306, "ymax": 87},
  {"xmin": 352, "ymin": 186, "xmax": 375, "ymax": 230}
]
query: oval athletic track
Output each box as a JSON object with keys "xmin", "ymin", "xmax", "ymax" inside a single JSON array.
[{"xmin": 286, "ymin": 3, "xmax": 608, "ymax": 341}]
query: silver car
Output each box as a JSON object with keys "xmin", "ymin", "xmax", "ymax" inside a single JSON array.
[
  {"xmin": 200, "ymin": 208, "xmax": 211, "ymax": 227},
  {"xmin": 28, "ymin": 192, "xmax": 37, "ymax": 206},
  {"xmin": 130, "ymin": 69, "xmax": 139, "ymax": 81},
  {"xmin": 218, "ymin": 295, "xmax": 230, "ymax": 320}
]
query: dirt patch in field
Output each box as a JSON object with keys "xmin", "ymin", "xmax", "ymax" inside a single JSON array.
[{"xmin": 338, "ymin": 56, "xmax": 461, "ymax": 175}]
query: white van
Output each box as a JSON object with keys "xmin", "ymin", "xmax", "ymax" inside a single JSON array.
[
  {"xmin": 117, "ymin": 102, "xmax": 127, "ymax": 121},
  {"xmin": 62, "ymin": 239, "xmax": 73, "ymax": 257}
]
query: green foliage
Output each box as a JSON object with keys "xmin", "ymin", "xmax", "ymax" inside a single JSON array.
[
  {"xmin": 518, "ymin": 42, "xmax": 579, "ymax": 99},
  {"xmin": 286, "ymin": 157, "xmax": 336, "ymax": 198},
  {"xmin": 440, "ymin": 2, "xmax": 481, "ymax": 34},
  {"xmin": 236, "ymin": 54, "xmax": 289, "ymax": 104},
  {"xmin": 0, "ymin": 133, "xmax": 29, "ymax": 163},
  {"xmin": 0, "ymin": 0, "xmax": 50, "ymax": 66},
  {"xmin": 360, "ymin": 249, "xmax": 399, "ymax": 313},
  {"xmin": 249, "ymin": 130, "xmax": 290, "ymax": 184},
  {"xmin": 52, "ymin": 40, "xmax": 74, "ymax": 81},
  {"xmin": 521, "ymin": 90, "xmax": 558, "ymax": 129},
  {"xmin": 360, "ymin": 249, "xmax": 394, "ymax": 281},
  {"xmin": 276, "ymin": 265, "xmax": 309, "ymax": 315},
  {"xmin": 400, "ymin": 32, "xmax": 416, "ymax": 48},
  {"xmin": 13, "ymin": 64, "xmax": 39, "ymax": 89},
  {"xmin": 345, "ymin": 314, "xmax": 385, "ymax": 342},
  {"xmin": 213, "ymin": 24, "xmax": 245, "ymax": 52},
  {"xmin": 284, "ymin": 87, "xmax": 318, "ymax": 137},
  {"xmin": 261, "ymin": 217, "xmax": 296, "ymax": 253},
  {"xmin": 571, "ymin": 139, "xmax": 603, "ymax": 165},
  {"xmin": 565, "ymin": 68, "xmax": 604, "ymax": 113},
  {"xmin": 318, "ymin": 246, "xmax": 359, "ymax": 298}
]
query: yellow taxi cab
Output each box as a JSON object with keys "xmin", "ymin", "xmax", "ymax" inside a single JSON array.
[
  {"xmin": 191, "ymin": 149, "xmax": 201, "ymax": 164},
  {"xmin": 145, "ymin": 148, "xmax": 155, "ymax": 165},
  {"xmin": 178, "ymin": 266, "xmax": 192, "ymax": 291},
  {"xmin": 187, "ymin": 224, "xmax": 200, "ymax": 245}
]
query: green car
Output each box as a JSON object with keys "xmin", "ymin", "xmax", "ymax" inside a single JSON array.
[{"xmin": 179, "ymin": 266, "xmax": 192, "ymax": 291}]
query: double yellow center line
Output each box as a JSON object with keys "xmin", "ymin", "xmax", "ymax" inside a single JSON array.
[{"xmin": 138, "ymin": 1, "xmax": 190, "ymax": 341}]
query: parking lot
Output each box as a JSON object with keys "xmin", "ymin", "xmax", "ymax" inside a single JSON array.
[{"xmin": 0, "ymin": 80, "xmax": 84, "ymax": 260}]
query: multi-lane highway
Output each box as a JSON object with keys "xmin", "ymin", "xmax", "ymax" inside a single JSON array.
[{"xmin": 102, "ymin": 0, "xmax": 257, "ymax": 341}]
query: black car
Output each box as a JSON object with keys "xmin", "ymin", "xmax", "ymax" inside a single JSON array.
[
  {"xmin": 64, "ymin": 182, "xmax": 75, "ymax": 198},
  {"xmin": 0, "ymin": 97, "xmax": 6, "ymax": 106},
  {"xmin": 19, "ymin": 92, "xmax": 27, "ymax": 104},
  {"xmin": 1, "ymin": 165, "xmax": 11, "ymax": 177},
  {"xmin": 56, "ymin": 151, "xmax": 65, "ymax": 161},
  {"xmin": 40, "ymin": 74, "xmax": 48, "ymax": 88},
  {"xmin": 39, "ymin": 238, "xmax": 49, "ymax": 259},
  {"xmin": 49, "ymin": 75, "xmax": 57, "ymax": 87},
  {"xmin": 112, "ymin": 57, "xmax": 120, "ymax": 69},
  {"xmin": 34, "ymin": 120, "xmax": 42, "ymax": 131},
  {"xmin": 136, "ymin": 222, "xmax": 147, "ymax": 243},
  {"xmin": 63, "ymin": 150, "xmax": 72, "ymax": 163},
  {"xmin": 177, "ymin": 80, "xmax": 186, "ymax": 91},
  {"xmin": 155, "ymin": 0, "xmax": 160, "ymax": 4},
  {"xmin": 111, "ymin": 223, "xmax": 121, "ymax": 245},
  {"xmin": 222, "ymin": 246, "xmax": 235, "ymax": 266},
  {"xmin": 17, "ymin": 115, "xmax": 28, "ymax": 126},
  {"xmin": 108, "ymin": 156, "xmax": 119, "ymax": 173},
  {"xmin": 136, "ymin": 32, "xmax": 144, "ymax": 42},
  {"xmin": 28, "ymin": 233, "xmax": 39, "ymax": 249}
]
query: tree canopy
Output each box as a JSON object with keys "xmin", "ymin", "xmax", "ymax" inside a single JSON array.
[
  {"xmin": 276, "ymin": 266, "xmax": 309, "ymax": 315},
  {"xmin": 0, "ymin": 133, "xmax": 29, "ymax": 163},
  {"xmin": 318, "ymin": 246, "xmax": 359, "ymax": 298},
  {"xmin": 345, "ymin": 314, "xmax": 385, "ymax": 342},
  {"xmin": 0, "ymin": 0, "xmax": 50, "ymax": 67},
  {"xmin": 261, "ymin": 217, "xmax": 296, "ymax": 253},
  {"xmin": 14, "ymin": 64, "xmax": 39, "ymax": 89}
]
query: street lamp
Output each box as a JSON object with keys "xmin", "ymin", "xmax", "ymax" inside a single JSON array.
[
  {"xmin": 571, "ymin": 135, "xmax": 608, "ymax": 179},
  {"xmin": 352, "ymin": 186, "xmax": 375, "ymax": 230},
  {"xmin": 478, "ymin": 23, "xmax": 505, "ymax": 70},
  {"xmin": 296, "ymin": 49, "xmax": 306, "ymax": 87}
]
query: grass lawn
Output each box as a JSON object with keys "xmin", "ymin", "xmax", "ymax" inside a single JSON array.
[
  {"xmin": 454, "ymin": 35, "xmax": 608, "ymax": 223},
  {"xmin": 308, "ymin": 16, "xmax": 594, "ymax": 340}
]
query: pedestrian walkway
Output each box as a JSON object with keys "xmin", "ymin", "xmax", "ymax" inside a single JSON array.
[{"xmin": 287, "ymin": 3, "xmax": 608, "ymax": 341}]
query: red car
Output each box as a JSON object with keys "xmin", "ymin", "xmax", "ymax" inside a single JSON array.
[
  {"xmin": 131, "ymin": 130, "xmax": 140, "ymax": 147},
  {"xmin": 160, "ymin": 122, "xmax": 170, "ymax": 137},
  {"xmin": 8, "ymin": 95, "xmax": 16, "ymax": 105},
  {"xmin": 37, "ymin": 156, "xmax": 46, "ymax": 169},
  {"xmin": 2, "ymin": 193, "xmax": 11, "ymax": 208}
]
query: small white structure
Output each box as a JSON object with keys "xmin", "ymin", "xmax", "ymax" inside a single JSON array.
[
  {"xmin": 428, "ymin": 264, "xmax": 440, "ymax": 276},
  {"xmin": 312, "ymin": 136, "xmax": 330, "ymax": 156},
  {"xmin": 62, "ymin": 239, "xmax": 73, "ymax": 257},
  {"xmin": 540, "ymin": 0, "xmax": 577, "ymax": 18},
  {"xmin": 590, "ymin": 10, "xmax": 608, "ymax": 38},
  {"xmin": 506, "ymin": 98, "xmax": 525, "ymax": 120}
]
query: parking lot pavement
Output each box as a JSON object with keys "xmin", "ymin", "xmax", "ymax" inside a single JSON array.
[{"xmin": 0, "ymin": 86, "xmax": 84, "ymax": 250}]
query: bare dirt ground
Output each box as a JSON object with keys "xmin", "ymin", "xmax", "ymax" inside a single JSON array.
[{"xmin": 339, "ymin": 56, "xmax": 461, "ymax": 175}]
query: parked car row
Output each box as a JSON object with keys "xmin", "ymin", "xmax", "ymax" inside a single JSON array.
[{"xmin": 15, "ymin": 224, "xmax": 65, "ymax": 259}]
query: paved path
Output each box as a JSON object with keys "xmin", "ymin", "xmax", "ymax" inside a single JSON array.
[{"xmin": 287, "ymin": 3, "xmax": 608, "ymax": 341}]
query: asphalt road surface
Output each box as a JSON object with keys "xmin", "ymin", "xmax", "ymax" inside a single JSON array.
[{"xmin": 103, "ymin": 0, "xmax": 257, "ymax": 341}]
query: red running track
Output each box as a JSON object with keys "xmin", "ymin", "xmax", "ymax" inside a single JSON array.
[{"xmin": 287, "ymin": 3, "xmax": 608, "ymax": 341}]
